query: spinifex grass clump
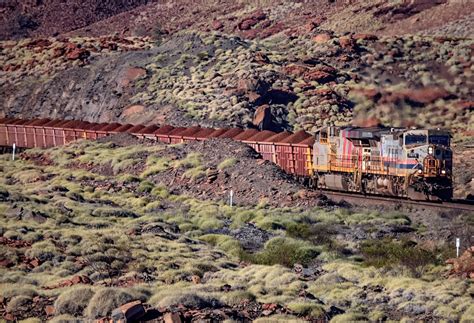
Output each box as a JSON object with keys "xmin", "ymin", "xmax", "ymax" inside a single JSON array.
[{"xmin": 360, "ymin": 239, "xmax": 440, "ymax": 277}]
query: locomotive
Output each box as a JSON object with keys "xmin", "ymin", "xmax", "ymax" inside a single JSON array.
[{"xmin": 311, "ymin": 126, "xmax": 453, "ymax": 201}]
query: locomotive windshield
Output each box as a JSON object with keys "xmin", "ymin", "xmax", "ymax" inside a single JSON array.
[
  {"xmin": 405, "ymin": 134, "xmax": 427, "ymax": 146},
  {"xmin": 429, "ymin": 135, "xmax": 450, "ymax": 146}
]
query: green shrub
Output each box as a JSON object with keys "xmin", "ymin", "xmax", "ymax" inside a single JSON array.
[
  {"xmin": 243, "ymin": 237, "xmax": 320, "ymax": 267},
  {"xmin": 137, "ymin": 180, "xmax": 154, "ymax": 193},
  {"xmin": 217, "ymin": 158, "xmax": 237, "ymax": 170},
  {"xmin": 360, "ymin": 239, "xmax": 437, "ymax": 277},
  {"xmin": 199, "ymin": 234, "xmax": 243, "ymax": 257},
  {"xmin": 54, "ymin": 286, "xmax": 95, "ymax": 316},
  {"xmin": 153, "ymin": 290, "xmax": 221, "ymax": 309},
  {"xmin": 91, "ymin": 207, "xmax": 137, "ymax": 218},
  {"xmin": 7, "ymin": 295, "xmax": 32, "ymax": 313},
  {"xmin": 287, "ymin": 302, "xmax": 325, "ymax": 317},
  {"xmin": 84, "ymin": 288, "xmax": 145, "ymax": 319}
]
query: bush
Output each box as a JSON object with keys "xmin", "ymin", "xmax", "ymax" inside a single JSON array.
[
  {"xmin": 54, "ymin": 286, "xmax": 95, "ymax": 316},
  {"xmin": 242, "ymin": 237, "xmax": 320, "ymax": 267},
  {"xmin": 7, "ymin": 295, "xmax": 32, "ymax": 314},
  {"xmin": 25, "ymin": 241, "xmax": 58, "ymax": 262},
  {"xmin": 154, "ymin": 291, "xmax": 221, "ymax": 309},
  {"xmin": 217, "ymin": 158, "xmax": 237, "ymax": 170},
  {"xmin": 360, "ymin": 239, "xmax": 437, "ymax": 277},
  {"xmin": 287, "ymin": 302, "xmax": 325, "ymax": 317},
  {"xmin": 84, "ymin": 288, "xmax": 145, "ymax": 319},
  {"xmin": 286, "ymin": 222, "xmax": 335, "ymax": 246},
  {"xmin": 199, "ymin": 234, "xmax": 243, "ymax": 257}
]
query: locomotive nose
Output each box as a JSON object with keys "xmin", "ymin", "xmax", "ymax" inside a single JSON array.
[{"xmin": 422, "ymin": 145, "xmax": 451, "ymax": 177}]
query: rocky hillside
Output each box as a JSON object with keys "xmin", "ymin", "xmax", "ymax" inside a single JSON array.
[
  {"xmin": 0, "ymin": 136, "xmax": 472, "ymax": 322},
  {"xmin": 0, "ymin": 0, "xmax": 473, "ymax": 187},
  {"xmin": 0, "ymin": 0, "xmax": 156, "ymax": 40},
  {"xmin": 2, "ymin": 0, "xmax": 473, "ymax": 40}
]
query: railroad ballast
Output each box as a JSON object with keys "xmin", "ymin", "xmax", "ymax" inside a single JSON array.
[{"xmin": 0, "ymin": 118, "xmax": 453, "ymax": 201}]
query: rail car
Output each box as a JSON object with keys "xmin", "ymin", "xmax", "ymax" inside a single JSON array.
[{"xmin": 0, "ymin": 118, "xmax": 453, "ymax": 201}]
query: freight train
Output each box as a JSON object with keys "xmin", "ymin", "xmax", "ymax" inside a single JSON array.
[{"xmin": 0, "ymin": 118, "xmax": 453, "ymax": 201}]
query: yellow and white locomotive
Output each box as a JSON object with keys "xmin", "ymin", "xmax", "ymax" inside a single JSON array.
[{"xmin": 312, "ymin": 126, "xmax": 453, "ymax": 200}]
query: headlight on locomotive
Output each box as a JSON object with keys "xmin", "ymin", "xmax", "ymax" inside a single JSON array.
[{"xmin": 428, "ymin": 146, "xmax": 433, "ymax": 155}]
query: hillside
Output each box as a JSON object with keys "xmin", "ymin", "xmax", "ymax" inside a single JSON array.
[
  {"xmin": 0, "ymin": 1, "xmax": 473, "ymax": 321},
  {"xmin": 0, "ymin": 136, "xmax": 473, "ymax": 321}
]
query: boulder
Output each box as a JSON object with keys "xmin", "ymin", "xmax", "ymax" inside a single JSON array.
[
  {"xmin": 44, "ymin": 305, "xmax": 55, "ymax": 316},
  {"xmin": 339, "ymin": 36, "xmax": 355, "ymax": 49},
  {"xmin": 119, "ymin": 67, "xmax": 147, "ymax": 87},
  {"xmin": 237, "ymin": 10, "xmax": 266, "ymax": 30},
  {"xmin": 384, "ymin": 87, "xmax": 452, "ymax": 105},
  {"xmin": 211, "ymin": 20, "xmax": 224, "ymax": 30},
  {"xmin": 122, "ymin": 105, "xmax": 145, "ymax": 118},
  {"xmin": 111, "ymin": 300, "xmax": 146, "ymax": 322},
  {"xmin": 164, "ymin": 312, "xmax": 183, "ymax": 323},
  {"xmin": 26, "ymin": 38, "xmax": 52, "ymax": 49},
  {"xmin": 66, "ymin": 48, "xmax": 90, "ymax": 60},
  {"xmin": 446, "ymin": 246, "xmax": 474, "ymax": 278},
  {"xmin": 253, "ymin": 105, "xmax": 272, "ymax": 130},
  {"xmin": 313, "ymin": 33, "xmax": 331, "ymax": 43},
  {"xmin": 303, "ymin": 69, "xmax": 335, "ymax": 83},
  {"xmin": 283, "ymin": 64, "xmax": 309, "ymax": 77},
  {"xmin": 352, "ymin": 33, "xmax": 378, "ymax": 41}
]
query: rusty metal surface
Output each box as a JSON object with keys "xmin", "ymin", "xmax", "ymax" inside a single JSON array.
[
  {"xmin": 244, "ymin": 130, "xmax": 276, "ymax": 142},
  {"xmin": 0, "ymin": 118, "xmax": 315, "ymax": 177},
  {"xmin": 233, "ymin": 129, "xmax": 259, "ymax": 140},
  {"xmin": 154, "ymin": 125, "xmax": 175, "ymax": 134},
  {"xmin": 279, "ymin": 130, "xmax": 311, "ymax": 144},
  {"xmin": 137, "ymin": 125, "xmax": 159, "ymax": 134}
]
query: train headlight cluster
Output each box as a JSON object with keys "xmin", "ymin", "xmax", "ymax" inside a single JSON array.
[
  {"xmin": 428, "ymin": 146, "xmax": 433, "ymax": 155},
  {"xmin": 441, "ymin": 170, "xmax": 446, "ymax": 175}
]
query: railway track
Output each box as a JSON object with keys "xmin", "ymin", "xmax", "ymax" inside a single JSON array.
[{"xmin": 322, "ymin": 190, "xmax": 474, "ymax": 213}]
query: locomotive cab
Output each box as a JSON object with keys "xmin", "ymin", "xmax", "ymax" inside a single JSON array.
[{"xmin": 403, "ymin": 129, "xmax": 452, "ymax": 200}]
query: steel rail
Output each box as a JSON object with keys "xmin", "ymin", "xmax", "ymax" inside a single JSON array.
[{"xmin": 322, "ymin": 190, "xmax": 474, "ymax": 212}]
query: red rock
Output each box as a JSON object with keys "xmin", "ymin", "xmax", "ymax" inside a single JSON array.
[
  {"xmin": 283, "ymin": 64, "xmax": 308, "ymax": 77},
  {"xmin": 353, "ymin": 117, "xmax": 382, "ymax": 128},
  {"xmin": 112, "ymin": 301, "xmax": 145, "ymax": 321},
  {"xmin": 239, "ymin": 18, "xmax": 260, "ymax": 30},
  {"xmin": 313, "ymin": 33, "xmax": 331, "ymax": 43},
  {"xmin": 384, "ymin": 87, "xmax": 452, "ymax": 105},
  {"xmin": 238, "ymin": 10, "xmax": 266, "ymax": 30},
  {"xmin": 339, "ymin": 36, "xmax": 355, "ymax": 49},
  {"xmin": 120, "ymin": 67, "xmax": 147, "ymax": 87},
  {"xmin": 66, "ymin": 48, "xmax": 90, "ymax": 60},
  {"xmin": 253, "ymin": 105, "xmax": 272, "ymax": 130},
  {"xmin": 3, "ymin": 313, "xmax": 14, "ymax": 321},
  {"xmin": 303, "ymin": 69, "xmax": 335, "ymax": 83},
  {"xmin": 262, "ymin": 303, "xmax": 278, "ymax": 311},
  {"xmin": 164, "ymin": 312, "xmax": 182, "ymax": 323},
  {"xmin": 191, "ymin": 275, "xmax": 201, "ymax": 284},
  {"xmin": 26, "ymin": 38, "xmax": 52, "ymax": 49},
  {"xmin": 350, "ymin": 88, "xmax": 380, "ymax": 100},
  {"xmin": 45, "ymin": 305, "xmax": 55, "ymax": 316},
  {"xmin": 455, "ymin": 101, "xmax": 474, "ymax": 110},
  {"xmin": 254, "ymin": 52, "xmax": 270, "ymax": 64},
  {"xmin": 259, "ymin": 20, "xmax": 272, "ymax": 29},
  {"xmin": 30, "ymin": 258, "xmax": 40, "ymax": 268},
  {"xmin": 304, "ymin": 20, "xmax": 319, "ymax": 32},
  {"xmin": 65, "ymin": 42, "xmax": 77, "ymax": 51},
  {"xmin": 52, "ymin": 46, "xmax": 66, "ymax": 58},
  {"xmin": 211, "ymin": 20, "xmax": 224, "ymax": 30},
  {"xmin": 0, "ymin": 258, "xmax": 13, "ymax": 267},
  {"xmin": 352, "ymin": 33, "xmax": 378, "ymax": 41}
]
